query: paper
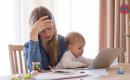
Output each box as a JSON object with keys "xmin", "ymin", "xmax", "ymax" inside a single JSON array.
[
  {"xmin": 84, "ymin": 69, "xmax": 109, "ymax": 77},
  {"xmin": 35, "ymin": 69, "xmax": 108, "ymax": 79},
  {"xmin": 35, "ymin": 69, "xmax": 91, "ymax": 79}
]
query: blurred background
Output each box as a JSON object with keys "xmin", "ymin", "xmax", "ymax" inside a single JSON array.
[{"xmin": 0, "ymin": 0, "xmax": 99, "ymax": 77}]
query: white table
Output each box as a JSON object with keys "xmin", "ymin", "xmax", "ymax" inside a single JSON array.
[{"xmin": 0, "ymin": 63, "xmax": 130, "ymax": 80}]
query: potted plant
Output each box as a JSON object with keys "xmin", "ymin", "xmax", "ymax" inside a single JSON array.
[
  {"xmin": 124, "ymin": 33, "xmax": 130, "ymax": 38},
  {"xmin": 124, "ymin": 33, "xmax": 130, "ymax": 66}
]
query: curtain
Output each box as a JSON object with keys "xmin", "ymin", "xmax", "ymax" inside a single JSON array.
[{"xmin": 99, "ymin": 0, "xmax": 130, "ymax": 63}]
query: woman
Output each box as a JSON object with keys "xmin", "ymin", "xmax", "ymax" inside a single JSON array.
[{"xmin": 23, "ymin": 6, "xmax": 67, "ymax": 72}]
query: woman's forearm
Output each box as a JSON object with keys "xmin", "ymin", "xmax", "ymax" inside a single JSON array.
[{"xmin": 30, "ymin": 29, "xmax": 39, "ymax": 41}]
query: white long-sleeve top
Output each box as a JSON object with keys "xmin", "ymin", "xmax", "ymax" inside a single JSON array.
[{"xmin": 55, "ymin": 51, "xmax": 93, "ymax": 69}]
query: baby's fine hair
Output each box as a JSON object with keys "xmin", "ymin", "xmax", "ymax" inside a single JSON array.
[{"xmin": 65, "ymin": 32, "xmax": 86, "ymax": 49}]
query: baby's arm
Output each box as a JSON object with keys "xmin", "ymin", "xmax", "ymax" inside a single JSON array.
[
  {"xmin": 62, "ymin": 52, "xmax": 83, "ymax": 68},
  {"xmin": 79, "ymin": 56, "xmax": 94, "ymax": 65},
  {"xmin": 63, "ymin": 58, "xmax": 83, "ymax": 68}
]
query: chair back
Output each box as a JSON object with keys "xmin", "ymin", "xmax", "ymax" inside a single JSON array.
[{"xmin": 8, "ymin": 45, "xmax": 28, "ymax": 74}]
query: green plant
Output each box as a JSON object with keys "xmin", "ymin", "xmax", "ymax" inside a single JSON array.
[{"xmin": 124, "ymin": 33, "xmax": 130, "ymax": 38}]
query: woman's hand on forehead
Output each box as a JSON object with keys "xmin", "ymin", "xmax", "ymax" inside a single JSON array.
[
  {"xmin": 32, "ymin": 16, "xmax": 53, "ymax": 34},
  {"xmin": 39, "ymin": 16, "xmax": 52, "ymax": 23},
  {"xmin": 40, "ymin": 16, "xmax": 53, "ymax": 28}
]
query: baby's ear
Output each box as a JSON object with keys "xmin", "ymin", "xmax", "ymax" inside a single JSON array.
[{"xmin": 68, "ymin": 45, "xmax": 72, "ymax": 51}]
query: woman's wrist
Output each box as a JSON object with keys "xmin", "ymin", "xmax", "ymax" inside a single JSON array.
[{"xmin": 30, "ymin": 30, "xmax": 39, "ymax": 41}]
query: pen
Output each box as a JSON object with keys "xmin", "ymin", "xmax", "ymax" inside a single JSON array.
[{"xmin": 55, "ymin": 71, "xmax": 70, "ymax": 73}]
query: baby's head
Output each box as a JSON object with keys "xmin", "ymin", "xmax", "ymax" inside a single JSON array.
[{"xmin": 65, "ymin": 32, "xmax": 85, "ymax": 58}]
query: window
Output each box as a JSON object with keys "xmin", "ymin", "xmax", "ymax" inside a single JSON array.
[
  {"xmin": 54, "ymin": 0, "xmax": 99, "ymax": 58},
  {"xmin": 0, "ymin": 0, "xmax": 30, "ymax": 77}
]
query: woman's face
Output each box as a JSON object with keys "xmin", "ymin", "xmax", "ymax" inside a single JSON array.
[{"xmin": 39, "ymin": 25, "xmax": 54, "ymax": 42}]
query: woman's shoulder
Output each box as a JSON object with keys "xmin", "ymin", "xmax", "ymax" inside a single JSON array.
[
  {"xmin": 58, "ymin": 34, "xmax": 65, "ymax": 41},
  {"xmin": 57, "ymin": 34, "xmax": 67, "ymax": 53}
]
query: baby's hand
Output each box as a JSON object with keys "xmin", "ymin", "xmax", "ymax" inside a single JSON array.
[
  {"xmin": 49, "ymin": 66, "xmax": 54, "ymax": 69},
  {"xmin": 81, "ymin": 64, "xmax": 89, "ymax": 68},
  {"xmin": 42, "ymin": 66, "xmax": 54, "ymax": 71}
]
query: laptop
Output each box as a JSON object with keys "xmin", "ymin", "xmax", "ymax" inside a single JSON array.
[
  {"xmin": 74, "ymin": 48, "xmax": 124, "ymax": 70},
  {"xmin": 87, "ymin": 48, "xmax": 124, "ymax": 70}
]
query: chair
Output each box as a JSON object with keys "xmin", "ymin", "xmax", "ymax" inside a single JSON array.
[{"xmin": 8, "ymin": 44, "xmax": 29, "ymax": 74}]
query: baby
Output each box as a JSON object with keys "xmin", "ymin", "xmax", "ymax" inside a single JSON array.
[{"xmin": 54, "ymin": 32, "xmax": 93, "ymax": 69}]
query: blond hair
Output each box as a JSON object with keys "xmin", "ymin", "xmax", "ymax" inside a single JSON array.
[
  {"xmin": 65, "ymin": 32, "xmax": 85, "ymax": 49},
  {"xmin": 29, "ymin": 6, "xmax": 60, "ymax": 66}
]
